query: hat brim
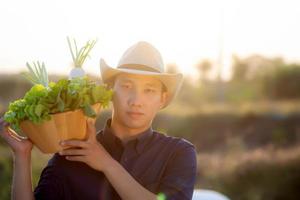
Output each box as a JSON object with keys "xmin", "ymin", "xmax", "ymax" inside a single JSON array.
[{"xmin": 100, "ymin": 58, "xmax": 183, "ymax": 108}]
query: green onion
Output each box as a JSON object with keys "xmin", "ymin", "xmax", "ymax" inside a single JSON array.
[
  {"xmin": 67, "ymin": 37, "xmax": 97, "ymax": 68},
  {"xmin": 22, "ymin": 61, "xmax": 49, "ymax": 87}
]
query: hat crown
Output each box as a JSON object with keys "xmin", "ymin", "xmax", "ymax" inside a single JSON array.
[{"xmin": 117, "ymin": 41, "xmax": 164, "ymax": 73}]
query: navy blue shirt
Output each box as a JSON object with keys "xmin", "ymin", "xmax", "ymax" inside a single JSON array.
[{"xmin": 34, "ymin": 118, "xmax": 197, "ymax": 200}]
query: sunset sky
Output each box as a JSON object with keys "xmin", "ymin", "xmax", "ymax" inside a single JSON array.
[{"xmin": 0, "ymin": 0, "xmax": 299, "ymax": 80}]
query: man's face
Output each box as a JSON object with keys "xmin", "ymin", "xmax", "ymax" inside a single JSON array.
[{"xmin": 111, "ymin": 73, "xmax": 167, "ymax": 131}]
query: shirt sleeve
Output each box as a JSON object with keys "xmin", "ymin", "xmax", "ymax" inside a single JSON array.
[
  {"xmin": 34, "ymin": 155, "xmax": 64, "ymax": 200},
  {"xmin": 157, "ymin": 142, "xmax": 197, "ymax": 200}
]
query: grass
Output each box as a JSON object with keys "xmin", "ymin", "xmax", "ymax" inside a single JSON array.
[
  {"xmin": 196, "ymin": 145, "xmax": 300, "ymax": 181},
  {"xmin": 196, "ymin": 144, "xmax": 300, "ymax": 200},
  {"xmin": 0, "ymin": 145, "xmax": 52, "ymax": 191},
  {"xmin": 1, "ymin": 100, "xmax": 300, "ymax": 200},
  {"xmin": 163, "ymin": 100, "xmax": 300, "ymax": 116},
  {"xmin": 1, "ymin": 140, "xmax": 300, "ymax": 200}
]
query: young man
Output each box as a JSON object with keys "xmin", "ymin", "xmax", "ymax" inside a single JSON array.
[{"xmin": 0, "ymin": 41, "xmax": 197, "ymax": 200}]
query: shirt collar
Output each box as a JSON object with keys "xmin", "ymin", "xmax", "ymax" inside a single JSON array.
[{"xmin": 102, "ymin": 118, "xmax": 153, "ymax": 155}]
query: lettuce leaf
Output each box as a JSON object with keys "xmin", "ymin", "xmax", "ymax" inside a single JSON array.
[{"xmin": 4, "ymin": 76, "xmax": 113, "ymax": 131}]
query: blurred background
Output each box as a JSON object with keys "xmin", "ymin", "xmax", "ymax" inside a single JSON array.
[{"xmin": 1, "ymin": 0, "xmax": 300, "ymax": 199}]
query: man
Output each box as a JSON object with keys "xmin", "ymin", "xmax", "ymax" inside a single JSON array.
[{"xmin": 0, "ymin": 41, "xmax": 197, "ymax": 200}]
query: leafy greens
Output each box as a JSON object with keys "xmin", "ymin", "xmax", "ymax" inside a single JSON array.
[{"xmin": 4, "ymin": 77, "xmax": 113, "ymax": 131}]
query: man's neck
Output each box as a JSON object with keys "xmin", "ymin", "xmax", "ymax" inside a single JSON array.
[{"xmin": 110, "ymin": 118, "xmax": 150, "ymax": 143}]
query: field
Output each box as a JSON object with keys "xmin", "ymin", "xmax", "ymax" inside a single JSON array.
[{"xmin": 1, "ymin": 101, "xmax": 300, "ymax": 199}]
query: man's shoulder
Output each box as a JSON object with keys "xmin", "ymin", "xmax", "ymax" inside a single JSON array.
[
  {"xmin": 96, "ymin": 128, "xmax": 195, "ymax": 152},
  {"xmin": 47, "ymin": 153, "xmax": 67, "ymax": 167},
  {"xmin": 152, "ymin": 130, "xmax": 195, "ymax": 150}
]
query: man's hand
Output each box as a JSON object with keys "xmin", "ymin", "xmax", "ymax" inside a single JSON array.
[
  {"xmin": 0, "ymin": 117, "xmax": 33, "ymax": 157},
  {"xmin": 59, "ymin": 119, "xmax": 113, "ymax": 172},
  {"xmin": 60, "ymin": 119, "xmax": 158, "ymax": 200},
  {"xmin": 0, "ymin": 117, "xmax": 34, "ymax": 200}
]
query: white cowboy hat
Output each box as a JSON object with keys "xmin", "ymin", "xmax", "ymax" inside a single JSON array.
[{"xmin": 99, "ymin": 41, "xmax": 183, "ymax": 108}]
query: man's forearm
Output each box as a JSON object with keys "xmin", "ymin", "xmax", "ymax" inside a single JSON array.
[
  {"xmin": 103, "ymin": 159, "xmax": 157, "ymax": 200},
  {"xmin": 12, "ymin": 154, "xmax": 34, "ymax": 200}
]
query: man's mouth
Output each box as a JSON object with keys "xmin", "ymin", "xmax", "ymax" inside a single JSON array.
[{"xmin": 127, "ymin": 111, "xmax": 144, "ymax": 119}]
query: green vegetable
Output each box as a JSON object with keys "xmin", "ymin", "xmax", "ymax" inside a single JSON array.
[
  {"xmin": 4, "ymin": 76, "xmax": 113, "ymax": 132},
  {"xmin": 4, "ymin": 38, "xmax": 110, "ymax": 132},
  {"xmin": 67, "ymin": 37, "xmax": 97, "ymax": 68},
  {"xmin": 22, "ymin": 61, "xmax": 49, "ymax": 87}
]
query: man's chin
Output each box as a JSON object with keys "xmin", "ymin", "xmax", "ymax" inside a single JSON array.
[{"xmin": 124, "ymin": 120, "xmax": 148, "ymax": 130}]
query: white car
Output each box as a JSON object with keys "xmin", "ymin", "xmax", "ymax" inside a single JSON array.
[{"xmin": 192, "ymin": 189, "xmax": 230, "ymax": 200}]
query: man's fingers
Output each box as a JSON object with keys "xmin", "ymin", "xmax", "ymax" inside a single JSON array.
[
  {"xmin": 0, "ymin": 118, "xmax": 24, "ymax": 141},
  {"xmin": 0, "ymin": 126, "xmax": 21, "ymax": 142},
  {"xmin": 86, "ymin": 119, "xmax": 96, "ymax": 141},
  {"xmin": 0, "ymin": 116, "xmax": 6, "ymax": 124},
  {"xmin": 0, "ymin": 117, "xmax": 9, "ymax": 133},
  {"xmin": 59, "ymin": 148, "xmax": 87, "ymax": 156},
  {"xmin": 0, "ymin": 127, "xmax": 13, "ymax": 140},
  {"xmin": 65, "ymin": 155, "xmax": 86, "ymax": 162},
  {"xmin": 7, "ymin": 128, "xmax": 22, "ymax": 142},
  {"xmin": 7, "ymin": 127, "xmax": 27, "ymax": 140},
  {"xmin": 60, "ymin": 140, "xmax": 88, "ymax": 148}
]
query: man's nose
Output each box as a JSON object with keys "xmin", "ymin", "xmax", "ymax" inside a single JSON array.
[{"xmin": 128, "ymin": 90, "xmax": 143, "ymax": 107}]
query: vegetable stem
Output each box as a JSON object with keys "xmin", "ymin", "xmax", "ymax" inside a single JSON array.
[
  {"xmin": 22, "ymin": 61, "xmax": 49, "ymax": 88},
  {"xmin": 67, "ymin": 37, "xmax": 97, "ymax": 68}
]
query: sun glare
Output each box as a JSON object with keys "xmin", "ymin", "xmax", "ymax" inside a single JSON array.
[{"xmin": 0, "ymin": 0, "xmax": 299, "ymax": 81}]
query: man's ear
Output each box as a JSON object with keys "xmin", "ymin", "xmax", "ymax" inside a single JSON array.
[
  {"xmin": 107, "ymin": 79, "xmax": 115, "ymax": 90},
  {"xmin": 160, "ymin": 92, "xmax": 168, "ymax": 109}
]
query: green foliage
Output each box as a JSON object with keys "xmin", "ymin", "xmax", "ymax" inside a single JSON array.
[
  {"xmin": 0, "ymin": 154, "xmax": 12, "ymax": 200},
  {"xmin": 231, "ymin": 55, "xmax": 284, "ymax": 82},
  {"xmin": 218, "ymin": 155, "xmax": 300, "ymax": 200},
  {"xmin": 0, "ymin": 146, "xmax": 50, "ymax": 200},
  {"xmin": 156, "ymin": 193, "xmax": 167, "ymax": 200},
  {"xmin": 3, "ymin": 77, "xmax": 113, "ymax": 131},
  {"xmin": 231, "ymin": 55, "xmax": 251, "ymax": 81},
  {"xmin": 225, "ymin": 81, "xmax": 262, "ymax": 103},
  {"xmin": 262, "ymin": 64, "xmax": 300, "ymax": 99}
]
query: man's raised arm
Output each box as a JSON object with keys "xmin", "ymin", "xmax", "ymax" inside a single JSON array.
[{"xmin": 0, "ymin": 117, "xmax": 34, "ymax": 200}]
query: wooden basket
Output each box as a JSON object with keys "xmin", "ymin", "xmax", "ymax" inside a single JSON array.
[{"xmin": 19, "ymin": 103, "xmax": 101, "ymax": 154}]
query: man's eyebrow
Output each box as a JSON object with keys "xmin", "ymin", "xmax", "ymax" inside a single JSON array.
[
  {"xmin": 119, "ymin": 78, "xmax": 133, "ymax": 83},
  {"xmin": 145, "ymin": 82, "xmax": 160, "ymax": 88}
]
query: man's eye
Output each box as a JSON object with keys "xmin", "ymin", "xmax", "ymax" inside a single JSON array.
[
  {"xmin": 121, "ymin": 84, "xmax": 130, "ymax": 88},
  {"xmin": 145, "ymin": 88, "xmax": 155, "ymax": 93}
]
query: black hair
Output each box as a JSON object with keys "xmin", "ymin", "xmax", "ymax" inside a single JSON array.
[{"xmin": 106, "ymin": 75, "xmax": 167, "ymax": 93}]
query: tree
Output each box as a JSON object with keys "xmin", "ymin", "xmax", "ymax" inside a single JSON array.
[
  {"xmin": 263, "ymin": 64, "xmax": 300, "ymax": 99},
  {"xmin": 231, "ymin": 55, "xmax": 284, "ymax": 82},
  {"xmin": 195, "ymin": 59, "xmax": 212, "ymax": 83}
]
